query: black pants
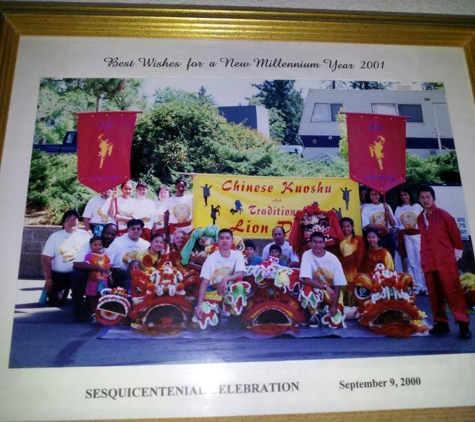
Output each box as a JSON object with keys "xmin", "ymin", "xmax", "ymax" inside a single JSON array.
[
  {"xmin": 110, "ymin": 268, "xmax": 127, "ymax": 289},
  {"xmin": 70, "ymin": 269, "xmax": 88, "ymax": 321},
  {"xmin": 71, "ymin": 268, "xmax": 126, "ymax": 322},
  {"xmin": 47, "ymin": 271, "xmax": 71, "ymax": 307}
]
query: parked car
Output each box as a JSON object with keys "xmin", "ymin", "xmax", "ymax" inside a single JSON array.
[{"xmin": 33, "ymin": 130, "xmax": 77, "ymax": 153}]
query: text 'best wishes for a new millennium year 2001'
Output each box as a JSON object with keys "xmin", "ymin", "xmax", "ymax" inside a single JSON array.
[{"xmin": 103, "ymin": 56, "xmax": 387, "ymax": 73}]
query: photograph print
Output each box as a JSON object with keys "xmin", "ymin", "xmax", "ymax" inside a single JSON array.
[{"xmin": 10, "ymin": 77, "xmax": 475, "ymax": 369}]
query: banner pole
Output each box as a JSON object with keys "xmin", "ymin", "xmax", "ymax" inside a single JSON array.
[
  {"xmin": 383, "ymin": 192, "xmax": 389, "ymax": 228},
  {"xmin": 114, "ymin": 186, "xmax": 120, "ymax": 229}
]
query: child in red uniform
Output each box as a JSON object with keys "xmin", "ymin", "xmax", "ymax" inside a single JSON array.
[
  {"xmin": 361, "ymin": 229, "xmax": 394, "ymax": 274},
  {"xmin": 84, "ymin": 236, "xmax": 111, "ymax": 312}
]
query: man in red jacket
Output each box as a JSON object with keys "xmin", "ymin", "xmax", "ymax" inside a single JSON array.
[{"xmin": 417, "ymin": 185, "xmax": 471, "ymax": 339}]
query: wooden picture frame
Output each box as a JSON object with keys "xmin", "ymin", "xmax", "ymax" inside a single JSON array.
[{"xmin": 0, "ymin": 6, "xmax": 474, "ymax": 422}]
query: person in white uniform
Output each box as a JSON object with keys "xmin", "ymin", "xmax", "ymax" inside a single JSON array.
[{"xmin": 42, "ymin": 210, "xmax": 90, "ymax": 306}]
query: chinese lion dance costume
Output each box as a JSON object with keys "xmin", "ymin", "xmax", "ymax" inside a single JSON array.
[
  {"xmin": 298, "ymin": 267, "xmax": 347, "ymax": 329},
  {"xmin": 151, "ymin": 261, "xmax": 186, "ymax": 297},
  {"xmin": 180, "ymin": 225, "xmax": 220, "ymax": 270},
  {"xmin": 127, "ymin": 263, "xmax": 193, "ymax": 333},
  {"xmin": 191, "ymin": 279, "xmax": 253, "ymax": 330},
  {"xmin": 95, "ymin": 262, "xmax": 194, "ymax": 333},
  {"xmin": 240, "ymin": 257, "xmax": 306, "ymax": 335},
  {"xmin": 287, "ymin": 202, "xmax": 347, "ymax": 329},
  {"xmin": 181, "ymin": 225, "xmax": 251, "ymax": 329},
  {"xmin": 289, "ymin": 202, "xmax": 344, "ymax": 258},
  {"xmin": 350, "ymin": 263, "xmax": 430, "ymax": 338},
  {"xmin": 95, "ymin": 287, "xmax": 130, "ymax": 326},
  {"xmin": 461, "ymin": 272, "xmax": 475, "ymax": 307}
]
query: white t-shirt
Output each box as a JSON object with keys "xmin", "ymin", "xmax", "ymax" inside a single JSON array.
[
  {"xmin": 299, "ymin": 249, "xmax": 347, "ymax": 287},
  {"xmin": 108, "ymin": 234, "xmax": 150, "ymax": 270},
  {"xmin": 361, "ymin": 203, "xmax": 395, "ymax": 228},
  {"xmin": 101, "ymin": 196, "xmax": 136, "ymax": 231},
  {"xmin": 43, "ymin": 229, "xmax": 90, "ymax": 273},
  {"xmin": 153, "ymin": 199, "xmax": 170, "ymax": 231},
  {"xmin": 395, "ymin": 203, "xmax": 423, "ymax": 231},
  {"xmin": 200, "ymin": 249, "xmax": 246, "ymax": 285},
  {"xmin": 133, "ymin": 197, "xmax": 156, "ymax": 230},
  {"xmin": 262, "ymin": 240, "xmax": 299, "ymax": 264},
  {"xmin": 82, "ymin": 195, "xmax": 114, "ymax": 225},
  {"xmin": 166, "ymin": 194, "xmax": 193, "ymax": 231}
]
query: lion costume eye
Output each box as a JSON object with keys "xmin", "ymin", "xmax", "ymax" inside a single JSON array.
[
  {"xmin": 354, "ymin": 286, "xmax": 372, "ymax": 301},
  {"xmin": 234, "ymin": 236, "xmax": 245, "ymax": 252}
]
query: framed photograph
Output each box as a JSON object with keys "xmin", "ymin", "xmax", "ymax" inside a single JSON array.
[{"xmin": 1, "ymin": 6, "xmax": 475, "ymax": 422}]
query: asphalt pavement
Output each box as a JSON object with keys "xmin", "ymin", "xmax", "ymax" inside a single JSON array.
[{"xmin": 9, "ymin": 279, "xmax": 475, "ymax": 368}]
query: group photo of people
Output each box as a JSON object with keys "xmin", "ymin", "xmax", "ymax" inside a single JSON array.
[
  {"xmin": 40, "ymin": 174, "xmax": 473, "ymax": 341},
  {"xmin": 10, "ymin": 76, "xmax": 475, "ymax": 370}
]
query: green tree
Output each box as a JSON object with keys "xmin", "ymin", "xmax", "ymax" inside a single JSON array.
[
  {"xmin": 27, "ymin": 150, "xmax": 94, "ymax": 224},
  {"xmin": 35, "ymin": 84, "xmax": 90, "ymax": 144},
  {"xmin": 197, "ymin": 86, "xmax": 216, "ymax": 106},
  {"xmin": 154, "ymin": 87, "xmax": 199, "ymax": 105},
  {"xmin": 336, "ymin": 112, "xmax": 348, "ymax": 160},
  {"xmin": 422, "ymin": 82, "xmax": 444, "ymax": 91},
  {"xmin": 132, "ymin": 88, "xmax": 348, "ymax": 186},
  {"xmin": 35, "ymin": 78, "xmax": 145, "ymax": 144},
  {"xmin": 133, "ymin": 93, "xmax": 222, "ymax": 183},
  {"xmin": 345, "ymin": 81, "xmax": 390, "ymax": 90},
  {"xmin": 405, "ymin": 153, "xmax": 442, "ymax": 187},
  {"xmin": 109, "ymin": 79, "xmax": 144, "ymax": 110},
  {"xmin": 427, "ymin": 151, "xmax": 461, "ymax": 184},
  {"xmin": 249, "ymin": 80, "xmax": 304, "ymax": 145},
  {"xmin": 248, "ymin": 96, "xmax": 286, "ymax": 142},
  {"xmin": 83, "ymin": 79, "xmax": 127, "ymax": 111}
]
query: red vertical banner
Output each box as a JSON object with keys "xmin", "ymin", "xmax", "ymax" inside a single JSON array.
[
  {"xmin": 77, "ymin": 111, "xmax": 140, "ymax": 193},
  {"xmin": 346, "ymin": 113, "xmax": 407, "ymax": 194}
]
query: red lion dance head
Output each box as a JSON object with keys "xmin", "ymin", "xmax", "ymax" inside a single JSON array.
[
  {"xmin": 350, "ymin": 263, "xmax": 430, "ymax": 338},
  {"xmin": 289, "ymin": 202, "xmax": 344, "ymax": 257}
]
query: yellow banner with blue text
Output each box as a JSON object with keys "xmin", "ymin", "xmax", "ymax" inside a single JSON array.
[{"xmin": 193, "ymin": 175, "xmax": 361, "ymax": 239}]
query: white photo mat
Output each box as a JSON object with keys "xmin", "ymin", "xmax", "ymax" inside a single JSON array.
[{"xmin": 1, "ymin": 34, "xmax": 475, "ymax": 421}]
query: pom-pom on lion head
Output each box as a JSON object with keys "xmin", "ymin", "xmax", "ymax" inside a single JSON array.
[
  {"xmin": 289, "ymin": 203, "xmax": 344, "ymax": 256},
  {"xmin": 152, "ymin": 261, "xmax": 185, "ymax": 296}
]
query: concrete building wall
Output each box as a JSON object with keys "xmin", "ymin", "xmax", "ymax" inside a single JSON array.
[
  {"xmin": 19, "ymin": 226, "xmax": 59, "ymax": 279},
  {"xmin": 255, "ymin": 106, "xmax": 270, "ymax": 138},
  {"xmin": 218, "ymin": 105, "xmax": 270, "ymax": 138},
  {"xmin": 300, "ymin": 89, "xmax": 452, "ymax": 139}
]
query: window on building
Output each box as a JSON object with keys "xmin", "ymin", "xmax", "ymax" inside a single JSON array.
[
  {"xmin": 64, "ymin": 132, "xmax": 76, "ymax": 145},
  {"xmin": 371, "ymin": 103, "xmax": 398, "ymax": 115},
  {"xmin": 330, "ymin": 104, "xmax": 343, "ymax": 121},
  {"xmin": 398, "ymin": 104, "xmax": 423, "ymax": 122},
  {"xmin": 311, "ymin": 103, "xmax": 342, "ymax": 122}
]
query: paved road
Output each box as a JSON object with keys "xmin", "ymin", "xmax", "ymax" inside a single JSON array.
[{"xmin": 9, "ymin": 279, "xmax": 475, "ymax": 368}]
